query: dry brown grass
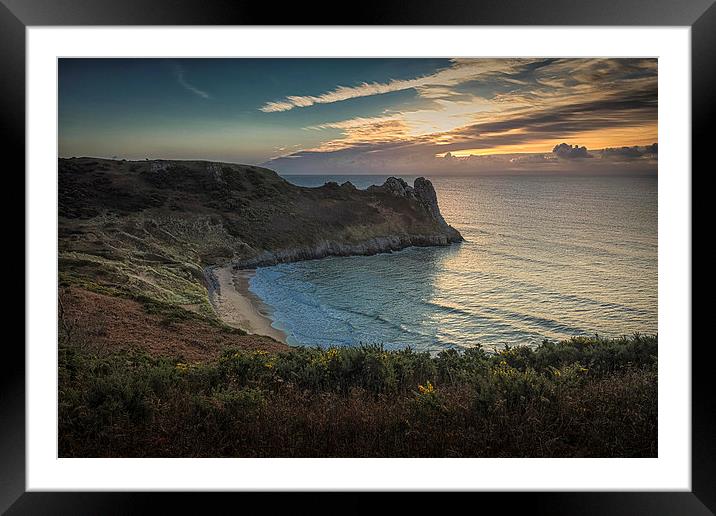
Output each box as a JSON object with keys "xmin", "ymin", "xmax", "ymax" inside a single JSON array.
[{"xmin": 60, "ymin": 286, "xmax": 288, "ymax": 362}]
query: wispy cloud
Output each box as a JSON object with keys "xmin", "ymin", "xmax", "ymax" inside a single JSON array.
[
  {"xmin": 259, "ymin": 59, "xmax": 532, "ymax": 113},
  {"xmin": 175, "ymin": 64, "xmax": 210, "ymax": 99},
  {"xmin": 263, "ymin": 59, "xmax": 658, "ymax": 175}
]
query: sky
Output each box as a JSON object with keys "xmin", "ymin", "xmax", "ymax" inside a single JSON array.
[{"xmin": 59, "ymin": 58, "xmax": 658, "ymax": 175}]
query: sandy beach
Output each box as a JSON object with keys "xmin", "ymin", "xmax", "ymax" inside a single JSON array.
[{"xmin": 208, "ymin": 266, "xmax": 287, "ymax": 344}]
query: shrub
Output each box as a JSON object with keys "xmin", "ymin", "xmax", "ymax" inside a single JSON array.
[{"xmin": 59, "ymin": 334, "xmax": 658, "ymax": 458}]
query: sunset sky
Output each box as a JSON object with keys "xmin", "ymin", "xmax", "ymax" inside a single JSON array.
[{"xmin": 59, "ymin": 58, "xmax": 657, "ymax": 175}]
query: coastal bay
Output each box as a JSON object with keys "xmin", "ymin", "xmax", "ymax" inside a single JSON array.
[
  {"xmin": 55, "ymin": 56, "xmax": 662, "ymax": 461},
  {"xmin": 245, "ymin": 174, "xmax": 657, "ymax": 351}
]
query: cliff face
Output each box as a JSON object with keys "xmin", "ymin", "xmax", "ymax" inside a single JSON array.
[
  {"xmin": 238, "ymin": 175, "xmax": 462, "ymax": 267},
  {"xmin": 59, "ymin": 158, "xmax": 462, "ymax": 310},
  {"xmin": 373, "ymin": 176, "xmax": 454, "ymax": 230}
]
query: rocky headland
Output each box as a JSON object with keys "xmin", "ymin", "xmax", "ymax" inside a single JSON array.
[{"xmin": 59, "ymin": 157, "xmax": 462, "ymax": 342}]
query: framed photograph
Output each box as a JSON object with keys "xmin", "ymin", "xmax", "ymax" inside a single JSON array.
[{"xmin": 4, "ymin": 0, "xmax": 712, "ymax": 512}]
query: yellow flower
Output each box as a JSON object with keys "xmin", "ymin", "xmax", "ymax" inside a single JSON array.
[
  {"xmin": 418, "ymin": 381, "xmax": 435, "ymax": 394},
  {"xmin": 175, "ymin": 362, "xmax": 189, "ymax": 373}
]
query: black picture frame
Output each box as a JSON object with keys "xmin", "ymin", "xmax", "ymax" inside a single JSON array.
[{"xmin": 3, "ymin": 1, "xmax": 712, "ymax": 513}]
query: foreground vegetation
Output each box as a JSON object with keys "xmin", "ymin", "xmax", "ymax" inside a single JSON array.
[{"xmin": 59, "ymin": 334, "xmax": 657, "ymax": 457}]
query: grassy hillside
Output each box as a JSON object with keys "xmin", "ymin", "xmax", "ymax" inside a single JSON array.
[
  {"xmin": 59, "ymin": 333, "xmax": 657, "ymax": 457},
  {"xmin": 59, "ymin": 157, "xmax": 462, "ymax": 321}
]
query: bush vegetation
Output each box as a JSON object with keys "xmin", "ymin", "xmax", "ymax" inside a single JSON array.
[{"xmin": 59, "ymin": 334, "xmax": 657, "ymax": 457}]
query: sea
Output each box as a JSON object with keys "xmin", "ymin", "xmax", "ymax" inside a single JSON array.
[{"xmin": 248, "ymin": 174, "xmax": 657, "ymax": 352}]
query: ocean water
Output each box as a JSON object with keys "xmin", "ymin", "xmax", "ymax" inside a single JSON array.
[{"xmin": 249, "ymin": 174, "xmax": 657, "ymax": 352}]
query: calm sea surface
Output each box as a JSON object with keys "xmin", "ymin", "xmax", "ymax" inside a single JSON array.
[{"xmin": 249, "ymin": 174, "xmax": 657, "ymax": 351}]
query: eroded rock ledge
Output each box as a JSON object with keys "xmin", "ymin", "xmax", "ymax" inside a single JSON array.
[{"xmin": 236, "ymin": 232, "xmax": 460, "ymax": 268}]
